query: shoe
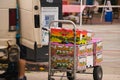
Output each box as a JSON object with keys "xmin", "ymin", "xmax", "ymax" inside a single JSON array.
[
  {"xmin": 0, "ymin": 72, "xmax": 18, "ymax": 80},
  {"xmin": 0, "ymin": 62, "xmax": 18, "ymax": 78},
  {"xmin": 18, "ymin": 76, "xmax": 27, "ymax": 80},
  {"xmin": 0, "ymin": 72, "xmax": 8, "ymax": 78},
  {"xmin": 0, "ymin": 72, "xmax": 10, "ymax": 78}
]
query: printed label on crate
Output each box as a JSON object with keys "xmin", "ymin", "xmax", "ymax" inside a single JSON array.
[
  {"xmin": 78, "ymin": 45, "xmax": 86, "ymax": 56},
  {"xmin": 77, "ymin": 56, "xmax": 86, "ymax": 70},
  {"xmin": 51, "ymin": 55, "xmax": 74, "ymax": 69},
  {"xmin": 94, "ymin": 52, "xmax": 103, "ymax": 66},
  {"xmin": 86, "ymin": 43, "xmax": 93, "ymax": 55},
  {"xmin": 92, "ymin": 38, "xmax": 103, "ymax": 54},
  {"xmin": 51, "ymin": 43, "xmax": 75, "ymax": 69},
  {"xmin": 51, "ymin": 43, "xmax": 74, "ymax": 56},
  {"xmin": 95, "ymin": 52, "xmax": 103, "ymax": 64},
  {"xmin": 86, "ymin": 30, "xmax": 94, "ymax": 42},
  {"xmin": 96, "ymin": 41, "xmax": 103, "ymax": 52}
]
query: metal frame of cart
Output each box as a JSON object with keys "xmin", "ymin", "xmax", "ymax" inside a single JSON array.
[{"xmin": 47, "ymin": 20, "xmax": 103, "ymax": 80}]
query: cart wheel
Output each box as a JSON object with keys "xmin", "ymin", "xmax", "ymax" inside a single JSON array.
[
  {"xmin": 67, "ymin": 72, "xmax": 74, "ymax": 80},
  {"xmin": 93, "ymin": 66, "xmax": 103, "ymax": 80}
]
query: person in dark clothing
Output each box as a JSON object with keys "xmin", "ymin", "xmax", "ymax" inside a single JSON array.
[{"xmin": 0, "ymin": 37, "xmax": 27, "ymax": 80}]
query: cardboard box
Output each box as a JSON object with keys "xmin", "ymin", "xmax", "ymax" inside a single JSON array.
[
  {"xmin": 50, "ymin": 42, "xmax": 87, "ymax": 69},
  {"xmin": 94, "ymin": 52, "xmax": 103, "ymax": 66},
  {"xmin": 78, "ymin": 45, "xmax": 86, "ymax": 56},
  {"xmin": 92, "ymin": 38, "xmax": 103, "ymax": 54},
  {"xmin": 86, "ymin": 43, "xmax": 93, "ymax": 56},
  {"xmin": 92, "ymin": 38, "xmax": 103, "ymax": 66},
  {"xmin": 50, "ymin": 43, "xmax": 75, "ymax": 69},
  {"xmin": 77, "ymin": 55, "xmax": 86, "ymax": 70}
]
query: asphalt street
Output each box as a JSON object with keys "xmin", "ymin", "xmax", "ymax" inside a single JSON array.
[
  {"xmin": 0, "ymin": 21, "xmax": 120, "ymax": 80},
  {"xmin": 25, "ymin": 24, "xmax": 120, "ymax": 80}
]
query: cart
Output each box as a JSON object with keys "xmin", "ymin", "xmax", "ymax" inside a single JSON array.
[{"xmin": 47, "ymin": 20, "xmax": 103, "ymax": 80}]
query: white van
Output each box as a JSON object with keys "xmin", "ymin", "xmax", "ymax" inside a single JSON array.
[
  {"xmin": 0, "ymin": 0, "xmax": 62, "ymax": 62},
  {"xmin": 0, "ymin": 0, "xmax": 62, "ymax": 79},
  {"xmin": 0, "ymin": 0, "xmax": 19, "ymax": 62},
  {"xmin": 18, "ymin": 0, "xmax": 62, "ymax": 61}
]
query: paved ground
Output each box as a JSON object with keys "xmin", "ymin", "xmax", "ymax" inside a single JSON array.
[
  {"xmin": 27, "ymin": 13, "xmax": 120, "ymax": 80},
  {"xmin": 25, "ymin": 24, "xmax": 120, "ymax": 80},
  {"xmin": 0, "ymin": 19, "xmax": 120, "ymax": 80}
]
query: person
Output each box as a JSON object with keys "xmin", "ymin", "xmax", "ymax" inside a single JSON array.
[
  {"xmin": 0, "ymin": 4, "xmax": 27, "ymax": 79},
  {"xmin": 18, "ymin": 46, "xmax": 27, "ymax": 80},
  {"xmin": 17, "ymin": 35, "xmax": 27, "ymax": 80},
  {"xmin": 18, "ymin": 58, "xmax": 26, "ymax": 80},
  {"xmin": 0, "ymin": 37, "xmax": 27, "ymax": 80}
]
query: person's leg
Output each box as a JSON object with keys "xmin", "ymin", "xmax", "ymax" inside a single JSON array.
[
  {"xmin": 18, "ymin": 45, "xmax": 27, "ymax": 80},
  {"xmin": 18, "ymin": 59, "xmax": 26, "ymax": 79}
]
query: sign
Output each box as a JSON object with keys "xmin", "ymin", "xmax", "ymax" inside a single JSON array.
[{"xmin": 41, "ymin": 7, "xmax": 58, "ymax": 45}]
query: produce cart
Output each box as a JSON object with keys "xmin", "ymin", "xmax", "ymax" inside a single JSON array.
[{"xmin": 47, "ymin": 20, "xmax": 103, "ymax": 80}]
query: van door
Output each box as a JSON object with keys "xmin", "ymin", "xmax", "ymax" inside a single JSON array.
[
  {"xmin": 18, "ymin": 0, "xmax": 42, "ymax": 49},
  {"xmin": 18, "ymin": 0, "xmax": 62, "ymax": 61},
  {"xmin": 0, "ymin": 0, "xmax": 19, "ymax": 64},
  {"xmin": 18, "ymin": 0, "xmax": 62, "ymax": 50},
  {"xmin": 0, "ymin": 0, "xmax": 17, "ymax": 47}
]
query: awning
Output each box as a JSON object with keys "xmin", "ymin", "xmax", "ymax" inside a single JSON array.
[{"xmin": 62, "ymin": 5, "xmax": 86, "ymax": 13}]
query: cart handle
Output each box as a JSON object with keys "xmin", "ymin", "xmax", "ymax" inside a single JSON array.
[
  {"xmin": 43, "ymin": 20, "xmax": 77, "ymax": 31},
  {"xmin": 49, "ymin": 20, "xmax": 77, "ymax": 30}
]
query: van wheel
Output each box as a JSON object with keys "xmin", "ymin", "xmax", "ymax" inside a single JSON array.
[
  {"xmin": 93, "ymin": 66, "xmax": 103, "ymax": 80},
  {"xmin": 67, "ymin": 72, "xmax": 74, "ymax": 80}
]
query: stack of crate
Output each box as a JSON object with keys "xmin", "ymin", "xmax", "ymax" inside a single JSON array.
[{"xmin": 50, "ymin": 27, "xmax": 103, "ymax": 71}]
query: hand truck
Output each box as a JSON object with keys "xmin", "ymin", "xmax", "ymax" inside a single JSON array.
[{"xmin": 46, "ymin": 20, "xmax": 103, "ymax": 80}]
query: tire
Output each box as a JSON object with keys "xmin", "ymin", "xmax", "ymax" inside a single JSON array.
[
  {"xmin": 93, "ymin": 66, "xmax": 103, "ymax": 80},
  {"xmin": 67, "ymin": 72, "xmax": 74, "ymax": 80}
]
